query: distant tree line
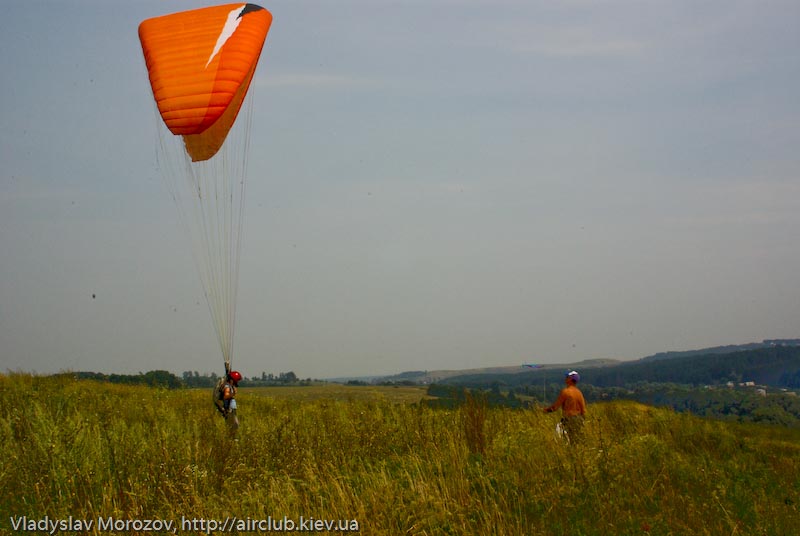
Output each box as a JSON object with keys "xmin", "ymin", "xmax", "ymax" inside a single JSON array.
[
  {"xmin": 62, "ymin": 370, "xmax": 314, "ymax": 389},
  {"xmin": 591, "ymin": 382, "xmax": 800, "ymax": 428},
  {"xmin": 67, "ymin": 370, "xmax": 183, "ymax": 388},
  {"xmin": 181, "ymin": 370, "xmax": 317, "ymax": 387},
  {"xmin": 424, "ymin": 381, "xmax": 800, "ymax": 428},
  {"xmin": 181, "ymin": 370, "xmax": 318, "ymax": 387},
  {"xmin": 180, "ymin": 371, "xmax": 220, "ymax": 388}
]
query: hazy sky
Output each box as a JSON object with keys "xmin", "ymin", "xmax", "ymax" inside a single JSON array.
[{"xmin": 2, "ymin": 0, "xmax": 799, "ymax": 379}]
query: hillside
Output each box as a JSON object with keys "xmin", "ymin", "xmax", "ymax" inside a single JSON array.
[
  {"xmin": 640, "ymin": 339, "xmax": 800, "ymax": 362},
  {"xmin": 588, "ymin": 345, "xmax": 800, "ymax": 388},
  {"xmin": 375, "ymin": 358, "xmax": 622, "ymax": 384},
  {"xmin": 400, "ymin": 342, "xmax": 800, "ymax": 390}
]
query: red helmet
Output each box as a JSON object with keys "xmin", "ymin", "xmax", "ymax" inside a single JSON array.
[{"xmin": 228, "ymin": 370, "xmax": 242, "ymax": 383}]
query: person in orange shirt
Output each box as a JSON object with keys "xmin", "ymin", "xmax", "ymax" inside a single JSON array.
[{"xmin": 544, "ymin": 370, "xmax": 586, "ymax": 443}]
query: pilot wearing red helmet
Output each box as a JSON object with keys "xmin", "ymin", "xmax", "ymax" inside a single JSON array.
[{"xmin": 222, "ymin": 370, "xmax": 242, "ymax": 432}]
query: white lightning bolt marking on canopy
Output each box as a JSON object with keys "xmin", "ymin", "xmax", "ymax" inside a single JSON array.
[{"xmin": 205, "ymin": 5, "xmax": 246, "ymax": 68}]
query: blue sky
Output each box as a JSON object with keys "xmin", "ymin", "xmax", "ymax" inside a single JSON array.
[{"xmin": 1, "ymin": 0, "xmax": 799, "ymax": 378}]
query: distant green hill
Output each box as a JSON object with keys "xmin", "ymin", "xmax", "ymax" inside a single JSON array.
[
  {"xmin": 438, "ymin": 345, "xmax": 800, "ymax": 389},
  {"xmin": 640, "ymin": 339, "xmax": 800, "ymax": 362},
  {"xmin": 590, "ymin": 346, "xmax": 800, "ymax": 387}
]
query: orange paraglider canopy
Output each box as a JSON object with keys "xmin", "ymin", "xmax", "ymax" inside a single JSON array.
[{"xmin": 139, "ymin": 3, "xmax": 272, "ymax": 161}]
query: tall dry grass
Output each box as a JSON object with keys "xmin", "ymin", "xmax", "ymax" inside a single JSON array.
[{"xmin": 1, "ymin": 373, "xmax": 798, "ymax": 535}]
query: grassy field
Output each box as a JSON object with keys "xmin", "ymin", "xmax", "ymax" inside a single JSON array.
[
  {"xmin": 247, "ymin": 383, "xmax": 432, "ymax": 404},
  {"xmin": 2, "ymin": 374, "xmax": 799, "ymax": 535}
]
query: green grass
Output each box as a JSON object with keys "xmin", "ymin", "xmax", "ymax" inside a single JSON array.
[
  {"xmin": 246, "ymin": 383, "xmax": 432, "ymax": 404},
  {"xmin": 2, "ymin": 374, "xmax": 799, "ymax": 535}
]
